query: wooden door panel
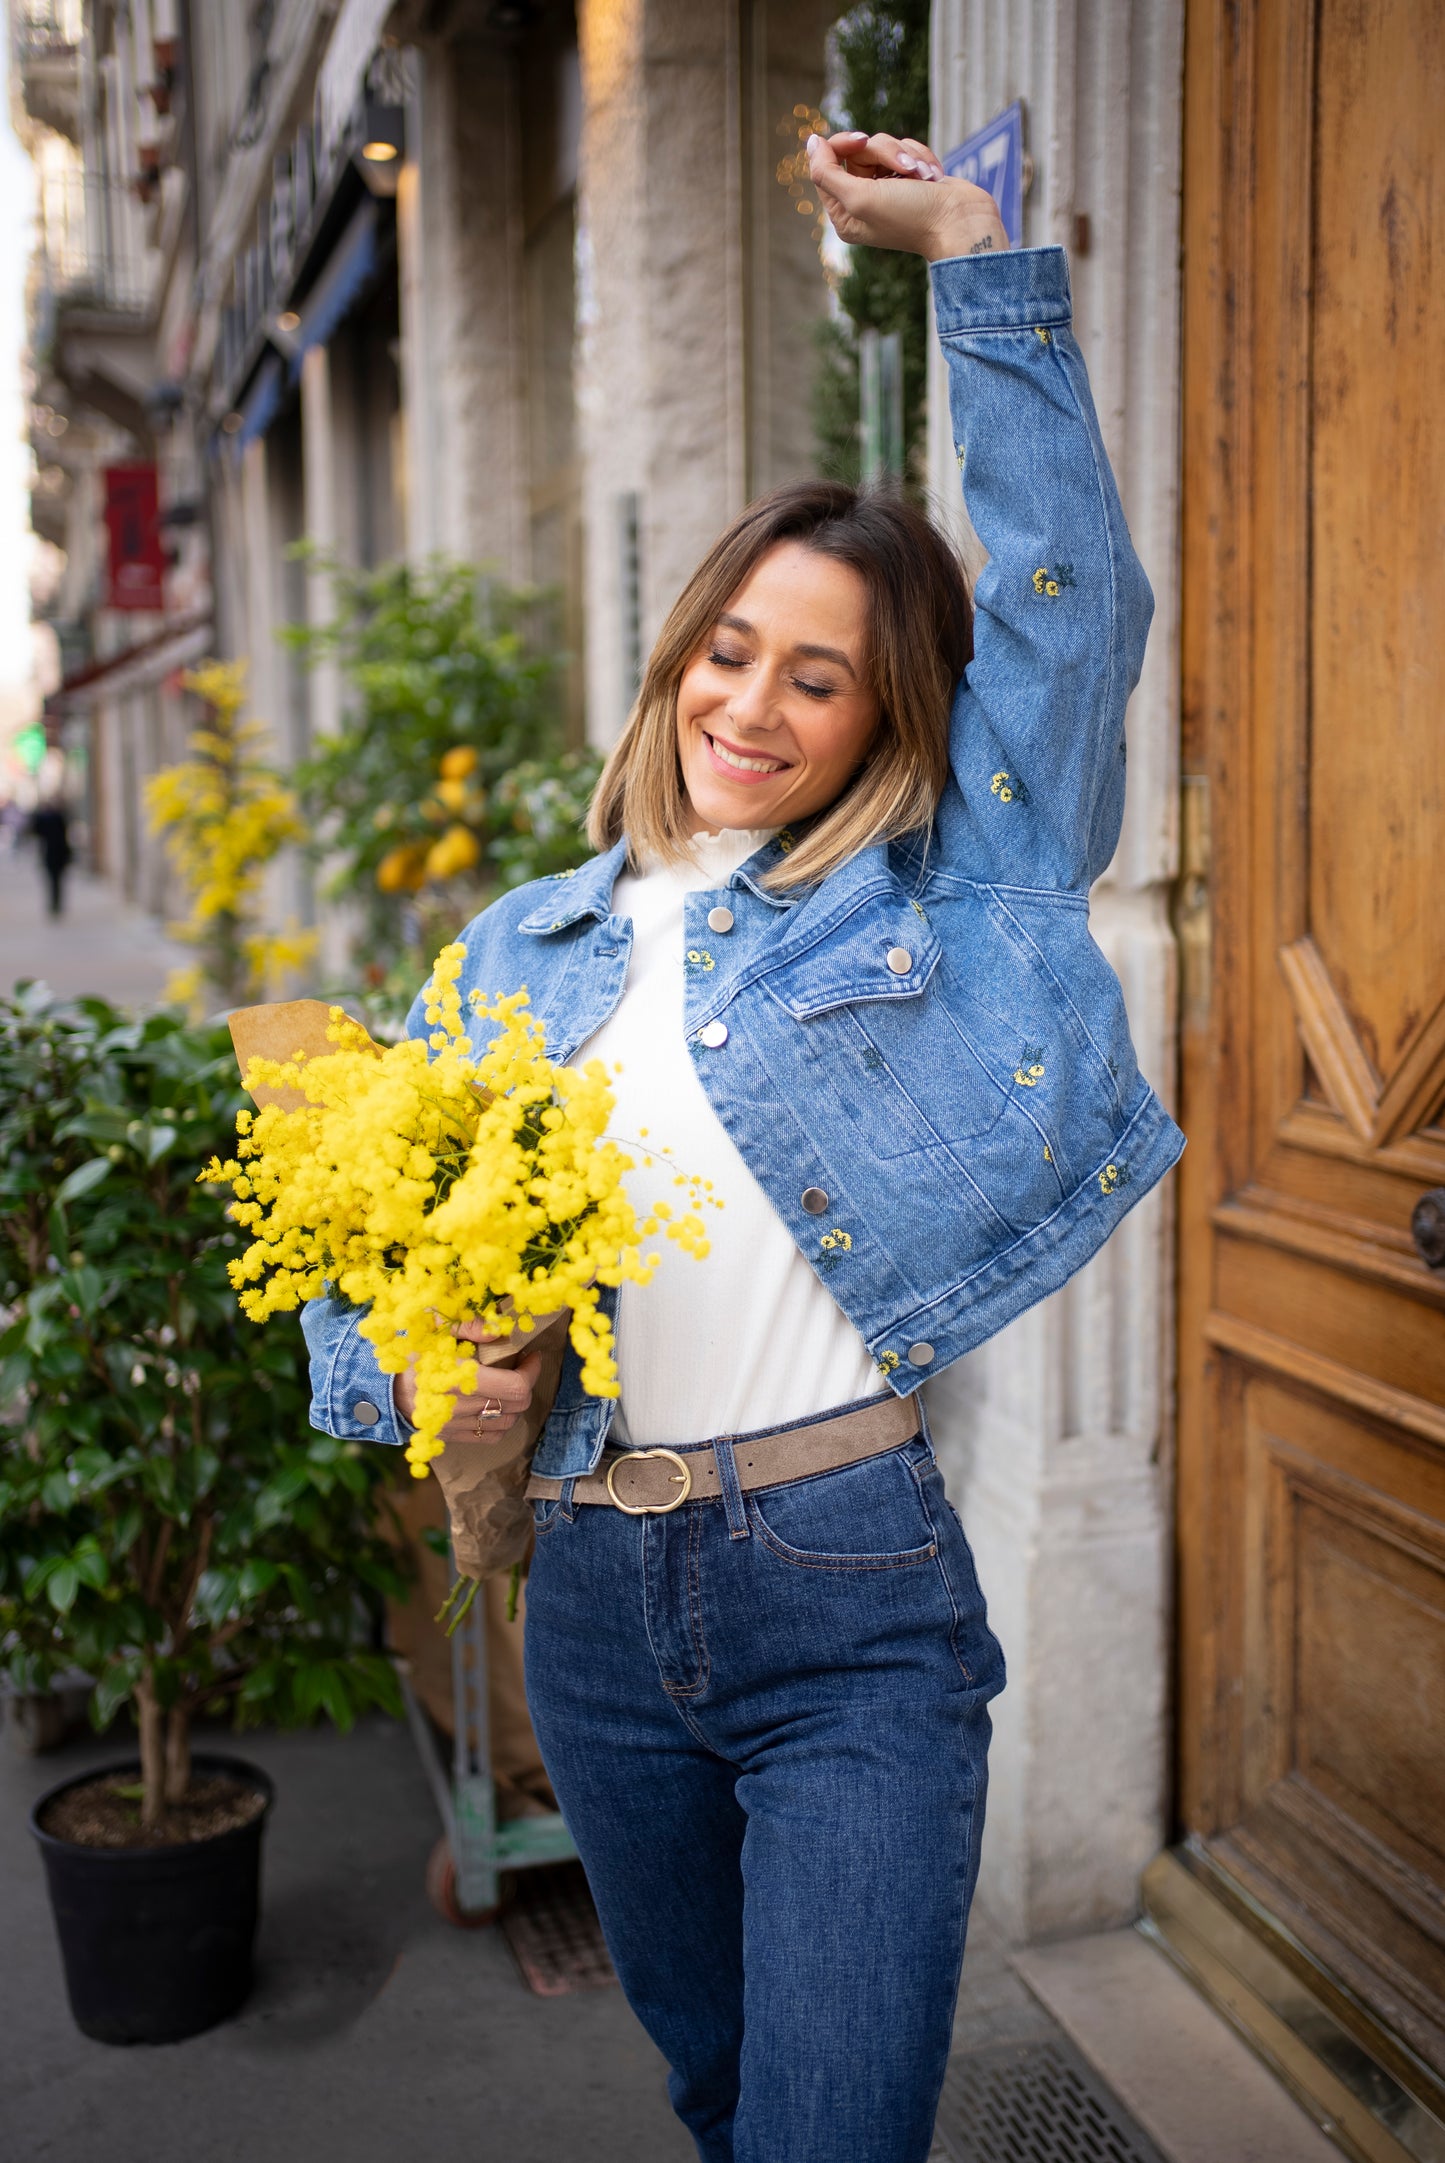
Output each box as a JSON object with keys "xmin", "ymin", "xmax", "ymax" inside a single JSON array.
[
  {"xmin": 1216, "ymin": 1374, "xmax": 1445, "ymax": 2073},
  {"xmin": 1214, "ymin": 1234, "xmax": 1445, "ymax": 1405},
  {"xmin": 1309, "ymin": 0, "xmax": 1445, "ymax": 1088},
  {"xmin": 1239, "ymin": 1380, "xmax": 1445, "ymax": 1856},
  {"xmin": 1179, "ymin": 0, "xmax": 1445, "ymax": 2092}
]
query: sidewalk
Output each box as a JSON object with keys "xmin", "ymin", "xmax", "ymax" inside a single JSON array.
[
  {"xmin": 0, "ymin": 1715, "xmax": 688, "ymax": 2163},
  {"xmin": 0, "ymin": 840, "xmax": 188, "ymax": 1006},
  {"xmin": 0, "ymin": 1702, "xmax": 1344, "ymax": 2163}
]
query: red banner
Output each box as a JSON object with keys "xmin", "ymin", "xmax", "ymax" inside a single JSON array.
[{"xmin": 103, "ymin": 464, "xmax": 167, "ymax": 612}]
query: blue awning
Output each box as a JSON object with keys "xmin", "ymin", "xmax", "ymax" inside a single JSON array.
[
  {"xmin": 235, "ymin": 352, "xmax": 285, "ymax": 450},
  {"xmin": 288, "ymin": 197, "xmax": 382, "ymax": 381}
]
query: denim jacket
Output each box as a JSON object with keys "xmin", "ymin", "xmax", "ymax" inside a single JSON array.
[{"xmin": 302, "ymin": 245, "xmax": 1184, "ymax": 1474}]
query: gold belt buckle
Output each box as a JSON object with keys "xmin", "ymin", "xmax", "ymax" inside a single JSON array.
[{"xmin": 605, "ymin": 1447, "xmax": 693, "ymax": 1515}]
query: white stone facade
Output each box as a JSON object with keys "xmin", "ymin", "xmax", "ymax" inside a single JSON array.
[{"xmin": 926, "ymin": 0, "xmax": 1185, "ymax": 1938}]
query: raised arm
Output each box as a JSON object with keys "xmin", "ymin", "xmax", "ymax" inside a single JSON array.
[
  {"xmin": 933, "ymin": 248, "xmax": 1152, "ymax": 890},
  {"xmin": 807, "ymin": 131, "xmax": 1152, "ymax": 892}
]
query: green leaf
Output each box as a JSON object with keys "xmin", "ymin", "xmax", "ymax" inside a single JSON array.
[
  {"xmin": 55, "ymin": 1157, "xmax": 112, "ymax": 1205},
  {"xmin": 293, "ymin": 1663, "xmax": 328, "ymax": 1721},
  {"xmin": 92, "ymin": 1663, "xmax": 138, "ymax": 1729},
  {"xmin": 143, "ymin": 1124, "xmax": 179, "ymax": 1165},
  {"xmin": 238, "ymin": 1658, "xmax": 283, "ymax": 1708},
  {"xmin": 22, "ymin": 1554, "xmax": 57, "ymax": 1601},
  {"xmin": 66, "ymin": 1263, "xmax": 105, "ymax": 1318},
  {"xmin": 72, "ymin": 1540, "xmax": 108, "ymax": 1590},
  {"xmin": 47, "ymin": 1561, "xmax": 80, "ymax": 1614},
  {"xmin": 318, "ymin": 1665, "xmax": 355, "ymax": 1732},
  {"xmin": 41, "ymin": 1469, "xmax": 73, "ymax": 1513}
]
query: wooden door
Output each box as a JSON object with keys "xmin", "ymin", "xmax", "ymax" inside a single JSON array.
[{"xmin": 1178, "ymin": 0, "xmax": 1445, "ymax": 2095}]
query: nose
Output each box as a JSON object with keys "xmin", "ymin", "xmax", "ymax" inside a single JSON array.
[{"xmin": 725, "ymin": 664, "xmax": 783, "ymax": 735}]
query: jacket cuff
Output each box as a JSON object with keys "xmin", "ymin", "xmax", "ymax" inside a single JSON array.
[
  {"xmin": 930, "ymin": 245, "xmax": 1072, "ymax": 336},
  {"xmin": 319, "ymin": 1305, "xmax": 407, "ymax": 1447}
]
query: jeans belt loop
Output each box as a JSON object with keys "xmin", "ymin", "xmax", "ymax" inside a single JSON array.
[
  {"xmin": 713, "ymin": 1433, "xmax": 750, "ymax": 1541},
  {"xmin": 559, "ymin": 1474, "xmax": 578, "ymax": 1523}
]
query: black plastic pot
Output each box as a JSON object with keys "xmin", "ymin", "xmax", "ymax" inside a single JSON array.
[{"xmin": 30, "ymin": 1752, "xmax": 273, "ymax": 2045}]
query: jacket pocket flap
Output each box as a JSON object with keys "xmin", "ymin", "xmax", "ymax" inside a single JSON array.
[{"xmin": 764, "ymin": 906, "xmax": 942, "ymax": 1020}]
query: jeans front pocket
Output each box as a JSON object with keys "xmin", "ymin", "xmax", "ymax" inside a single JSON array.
[
  {"xmin": 532, "ymin": 1495, "xmax": 567, "ymax": 1538},
  {"xmin": 747, "ymin": 1442, "xmax": 940, "ymax": 1571}
]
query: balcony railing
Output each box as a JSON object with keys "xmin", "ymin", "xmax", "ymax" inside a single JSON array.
[{"xmin": 33, "ymin": 168, "xmax": 153, "ymax": 315}]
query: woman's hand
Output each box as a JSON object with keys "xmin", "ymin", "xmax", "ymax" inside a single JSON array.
[
  {"xmin": 806, "ymin": 130, "xmax": 1008, "ymax": 263},
  {"xmin": 394, "ymin": 1319, "xmax": 542, "ymax": 1447}
]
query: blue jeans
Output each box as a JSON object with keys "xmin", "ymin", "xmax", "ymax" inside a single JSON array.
[{"xmin": 523, "ymin": 1400, "xmax": 1006, "ymax": 2162}]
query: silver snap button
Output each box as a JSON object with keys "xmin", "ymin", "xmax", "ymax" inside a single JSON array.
[
  {"xmin": 886, "ymin": 947, "xmax": 913, "ymax": 975},
  {"xmin": 906, "ymin": 1342, "xmax": 935, "ymax": 1367},
  {"xmin": 801, "ymin": 1187, "xmax": 829, "ymax": 1214},
  {"xmin": 697, "ymin": 1019, "xmax": 729, "ymax": 1049},
  {"xmin": 352, "ymin": 1400, "xmax": 382, "ymax": 1424},
  {"xmin": 706, "ymin": 906, "xmax": 735, "ymax": 934}
]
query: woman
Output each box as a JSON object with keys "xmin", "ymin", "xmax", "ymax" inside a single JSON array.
[{"xmin": 304, "ymin": 131, "xmax": 1182, "ymax": 2161}]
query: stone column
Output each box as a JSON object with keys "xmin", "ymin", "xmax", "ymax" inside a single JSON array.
[
  {"xmin": 926, "ymin": 0, "xmax": 1186, "ymax": 1940},
  {"xmin": 395, "ymin": 34, "xmax": 529, "ymax": 577},
  {"xmin": 575, "ymin": 0, "xmax": 833, "ymax": 747}
]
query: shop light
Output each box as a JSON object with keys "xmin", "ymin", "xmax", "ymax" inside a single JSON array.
[
  {"xmin": 359, "ymin": 103, "xmax": 403, "ymax": 164},
  {"xmin": 355, "ymin": 103, "xmax": 404, "ymax": 196}
]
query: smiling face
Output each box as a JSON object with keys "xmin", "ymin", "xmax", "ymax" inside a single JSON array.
[{"xmin": 675, "ymin": 541, "xmax": 882, "ymax": 835}]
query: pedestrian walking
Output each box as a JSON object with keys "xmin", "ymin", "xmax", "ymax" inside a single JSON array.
[
  {"xmin": 27, "ymin": 799, "xmax": 73, "ymax": 918},
  {"xmin": 304, "ymin": 132, "xmax": 1182, "ymax": 2162}
]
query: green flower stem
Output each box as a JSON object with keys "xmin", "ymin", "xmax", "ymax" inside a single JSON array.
[{"xmin": 435, "ymin": 1574, "xmax": 479, "ymax": 1636}]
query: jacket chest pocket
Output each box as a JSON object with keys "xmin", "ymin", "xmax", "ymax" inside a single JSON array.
[
  {"xmin": 765, "ymin": 939, "xmax": 1012, "ymax": 1160},
  {"xmin": 832, "ymin": 995, "xmax": 1012, "ymax": 1153}
]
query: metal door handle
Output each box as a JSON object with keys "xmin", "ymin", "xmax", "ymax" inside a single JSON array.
[{"xmin": 1410, "ymin": 1189, "xmax": 1445, "ymax": 1270}]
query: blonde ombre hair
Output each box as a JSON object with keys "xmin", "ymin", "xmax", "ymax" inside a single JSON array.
[{"xmin": 587, "ymin": 481, "xmax": 973, "ymax": 889}]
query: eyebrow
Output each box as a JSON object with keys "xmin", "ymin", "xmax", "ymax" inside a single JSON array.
[{"xmin": 716, "ymin": 613, "xmax": 859, "ymax": 681}]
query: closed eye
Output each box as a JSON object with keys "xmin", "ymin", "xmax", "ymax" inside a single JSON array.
[
  {"xmin": 794, "ymin": 678, "xmax": 836, "ymax": 701},
  {"xmin": 708, "ymin": 648, "xmax": 748, "ymax": 669}
]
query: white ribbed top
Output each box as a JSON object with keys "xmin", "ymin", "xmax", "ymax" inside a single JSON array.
[{"xmin": 581, "ymin": 828, "xmax": 883, "ymax": 1448}]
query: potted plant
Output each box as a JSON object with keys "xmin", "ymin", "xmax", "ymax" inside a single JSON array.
[{"xmin": 0, "ymin": 984, "xmax": 406, "ymax": 2044}]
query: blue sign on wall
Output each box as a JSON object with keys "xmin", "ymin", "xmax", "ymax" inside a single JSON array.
[{"xmin": 943, "ymin": 101, "xmax": 1025, "ymax": 249}]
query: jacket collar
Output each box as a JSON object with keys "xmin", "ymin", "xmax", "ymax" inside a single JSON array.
[{"xmin": 517, "ymin": 839, "xmax": 630, "ymax": 934}]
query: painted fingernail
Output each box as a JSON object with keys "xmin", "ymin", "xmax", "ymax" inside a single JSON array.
[
  {"xmin": 806, "ymin": 133, "xmax": 820, "ymax": 154},
  {"xmin": 897, "ymin": 154, "xmax": 918, "ymax": 170}
]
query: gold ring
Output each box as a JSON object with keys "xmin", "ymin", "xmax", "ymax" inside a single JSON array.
[{"xmin": 605, "ymin": 1447, "xmax": 693, "ymax": 1515}]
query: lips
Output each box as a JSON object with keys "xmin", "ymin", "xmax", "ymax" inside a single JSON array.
[{"xmin": 703, "ymin": 732, "xmax": 791, "ymax": 779}]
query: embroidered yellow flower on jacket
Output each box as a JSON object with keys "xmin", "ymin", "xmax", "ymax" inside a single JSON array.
[
  {"xmin": 990, "ymin": 769, "xmax": 1029, "ymax": 806},
  {"xmin": 1031, "ymin": 563, "xmax": 1076, "ymax": 599}
]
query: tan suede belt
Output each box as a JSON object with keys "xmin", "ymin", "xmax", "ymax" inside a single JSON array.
[{"xmin": 525, "ymin": 1391, "xmax": 921, "ymax": 1516}]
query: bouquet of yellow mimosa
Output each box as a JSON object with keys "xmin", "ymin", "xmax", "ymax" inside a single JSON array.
[{"xmin": 203, "ymin": 944, "xmax": 709, "ymax": 1495}]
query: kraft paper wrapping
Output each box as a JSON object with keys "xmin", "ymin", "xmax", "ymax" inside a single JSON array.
[
  {"xmin": 227, "ymin": 997, "xmax": 382, "ymax": 1112},
  {"xmin": 226, "ymin": 998, "xmax": 569, "ymax": 1577}
]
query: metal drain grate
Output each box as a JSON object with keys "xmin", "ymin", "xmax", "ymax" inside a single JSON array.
[
  {"xmin": 499, "ymin": 1861, "xmax": 618, "ymax": 1997},
  {"xmin": 931, "ymin": 2038, "xmax": 1166, "ymax": 2163}
]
